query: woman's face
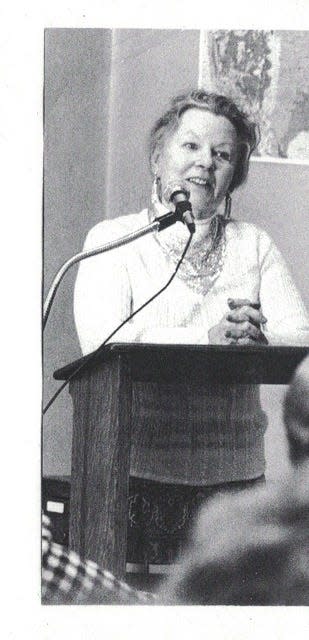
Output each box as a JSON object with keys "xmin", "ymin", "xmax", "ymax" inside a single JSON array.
[{"xmin": 154, "ymin": 108, "xmax": 238, "ymax": 219}]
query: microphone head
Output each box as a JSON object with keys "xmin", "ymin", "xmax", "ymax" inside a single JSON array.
[{"xmin": 163, "ymin": 181, "xmax": 190, "ymax": 204}]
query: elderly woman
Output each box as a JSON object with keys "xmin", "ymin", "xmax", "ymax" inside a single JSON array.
[{"xmin": 74, "ymin": 90, "xmax": 309, "ymax": 569}]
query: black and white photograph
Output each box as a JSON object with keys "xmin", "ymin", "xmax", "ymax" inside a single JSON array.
[
  {"xmin": 2, "ymin": 3, "xmax": 309, "ymax": 638},
  {"xmin": 42, "ymin": 26, "xmax": 309, "ymax": 608}
]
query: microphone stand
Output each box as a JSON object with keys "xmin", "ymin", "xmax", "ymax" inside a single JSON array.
[{"xmin": 43, "ymin": 209, "xmax": 192, "ymax": 329}]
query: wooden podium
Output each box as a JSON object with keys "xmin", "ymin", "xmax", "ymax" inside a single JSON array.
[{"xmin": 54, "ymin": 343, "xmax": 308, "ymax": 577}]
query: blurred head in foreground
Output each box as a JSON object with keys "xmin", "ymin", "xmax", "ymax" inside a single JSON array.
[
  {"xmin": 284, "ymin": 354, "xmax": 309, "ymax": 465},
  {"xmin": 159, "ymin": 462, "xmax": 309, "ymax": 605}
]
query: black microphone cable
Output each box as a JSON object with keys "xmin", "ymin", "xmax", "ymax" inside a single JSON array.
[{"xmin": 43, "ymin": 231, "xmax": 193, "ymax": 415}]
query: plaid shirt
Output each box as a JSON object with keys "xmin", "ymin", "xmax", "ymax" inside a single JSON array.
[{"xmin": 42, "ymin": 514, "xmax": 156, "ymax": 604}]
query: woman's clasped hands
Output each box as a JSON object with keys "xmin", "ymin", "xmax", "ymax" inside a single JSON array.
[{"xmin": 208, "ymin": 298, "xmax": 268, "ymax": 345}]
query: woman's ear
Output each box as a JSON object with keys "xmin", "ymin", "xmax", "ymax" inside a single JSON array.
[
  {"xmin": 150, "ymin": 157, "xmax": 159, "ymax": 177},
  {"xmin": 150, "ymin": 145, "xmax": 161, "ymax": 177}
]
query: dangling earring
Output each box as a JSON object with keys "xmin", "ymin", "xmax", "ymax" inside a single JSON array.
[
  {"xmin": 224, "ymin": 192, "xmax": 232, "ymax": 220},
  {"xmin": 151, "ymin": 171, "xmax": 162, "ymax": 208}
]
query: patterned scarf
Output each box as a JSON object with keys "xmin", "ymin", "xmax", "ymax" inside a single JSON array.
[{"xmin": 149, "ymin": 181, "xmax": 228, "ymax": 295}]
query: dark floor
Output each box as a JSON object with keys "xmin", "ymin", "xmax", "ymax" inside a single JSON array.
[{"xmin": 126, "ymin": 572, "xmax": 165, "ymax": 593}]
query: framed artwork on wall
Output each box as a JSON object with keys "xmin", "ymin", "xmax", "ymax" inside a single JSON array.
[{"xmin": 198, "ymin": 30, "xmax": 309, "ymax": 164}]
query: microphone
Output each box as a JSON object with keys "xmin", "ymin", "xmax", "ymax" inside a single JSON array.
[
  {"xmin": 44, "ymin": 183, "xmax": 195, "ymax": 329},
  {"xmin": 163, "ymin": 182, "xmax": 196, "ymax": 234}
]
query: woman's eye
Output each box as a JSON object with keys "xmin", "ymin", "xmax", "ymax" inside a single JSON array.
[
  {"xmin": 213, "ymin": 149, "xmax": 231, "ymax": 162},
  {"xmin": 183, "ymin": 142, "xmax": 198, "ymax": 150}
]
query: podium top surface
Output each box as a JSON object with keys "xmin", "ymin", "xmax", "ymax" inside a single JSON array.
[{"xmin": 54, "ymin": 343, "xmax": 309, "ymax": 385}]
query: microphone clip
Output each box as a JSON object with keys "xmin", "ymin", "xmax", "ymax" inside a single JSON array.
[{"xmin": 155, "ymin": 202, "xmax": 195, "ymax": 234}]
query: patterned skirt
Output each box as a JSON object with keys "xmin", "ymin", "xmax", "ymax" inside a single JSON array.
[{"xmin": 127, "ymin": 475, "xmax": 264, "ymax": 567}]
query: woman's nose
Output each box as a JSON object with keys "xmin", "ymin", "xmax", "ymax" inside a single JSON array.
[{"xmin": 194, "ymin": 146, "xmax": 213, "ymax": 169}]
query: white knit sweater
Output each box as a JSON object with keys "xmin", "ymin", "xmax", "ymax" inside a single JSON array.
[{"xmin": 74, "ymin": 209, "xmax": 309, "ymax": 485}]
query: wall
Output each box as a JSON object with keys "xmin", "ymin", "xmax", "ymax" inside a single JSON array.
[
  {"xmin": 43, "ymin": 28, "xmax": 199, "ymax": 475},
  {"xmin": 43, "ymin": 29, "xmax": 113, "ymax": 474},
  {"xmin": 106, "ymin": 29, "xmax": 200, "ymax": 216},
  {"xmin": 233, "ymin": 160, "xmax": 309, "ymax": 308},
  {"xmin": 43, "ymin": 29, "xmax": 308, "ymax": 478}
]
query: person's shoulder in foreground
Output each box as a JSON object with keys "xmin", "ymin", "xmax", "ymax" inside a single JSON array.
[
  {"xmin": 42, "ymin": 514, "xmax": 156, "ymax": 605},
  {"xmin": 159, "ymin": 460, "xmax": 309, "ymax": 606},
  {"xmin": 284, "ymin": 354, "xmax": 309, "ymax": 463}
]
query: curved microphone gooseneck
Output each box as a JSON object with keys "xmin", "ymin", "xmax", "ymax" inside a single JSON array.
[
  {"xmin": 43, "ymin": 189, "xmax": 195, "ymax": 330},
  {"xmin": 43, "ymin": 231, "xmax": 194, "ymax": 415}
]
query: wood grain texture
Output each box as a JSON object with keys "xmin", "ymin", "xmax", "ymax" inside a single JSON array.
[
  {"xmin": 69, "ymin": 354, "xmax": 132, "ymax": 577},
  {"xmin": 64, "ymin": 344, "xmax": 308, "ymax": 574}
]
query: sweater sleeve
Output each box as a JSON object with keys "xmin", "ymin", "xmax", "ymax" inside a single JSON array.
[
  {"xmin": 74, "ymin": 221, "xmax": 143, "ymax": 355},
  {"xmin": 258, "ymin": 231, "xmax": 309, "ymax": 345},
  {"xmin": 74, "ymin": 219, "xmax": 211, "ymax": 353}
]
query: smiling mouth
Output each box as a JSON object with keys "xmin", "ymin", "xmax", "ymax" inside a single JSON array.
[{"xmin": 187, "ymin": 177, "xmax": 213, "ymax": 188}]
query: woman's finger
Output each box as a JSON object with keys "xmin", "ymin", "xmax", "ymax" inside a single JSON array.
[
  {"xmin": 234, "ymin": 336, "xmax": 257, "ymax": 345},
  {"xmin": 228, "ymin": 298, "xmax": 261, "ymax": 311},
  {"xmin": 236, "ymin": 333, "xmax": 268, "ymax": 345},
  {"xmin": 225, "ymin": 321, "xmax": 261, "ymax": 340},
  {"xmin": 227, "ymin": 307, "xmax": 267, "ymax": 325}
]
